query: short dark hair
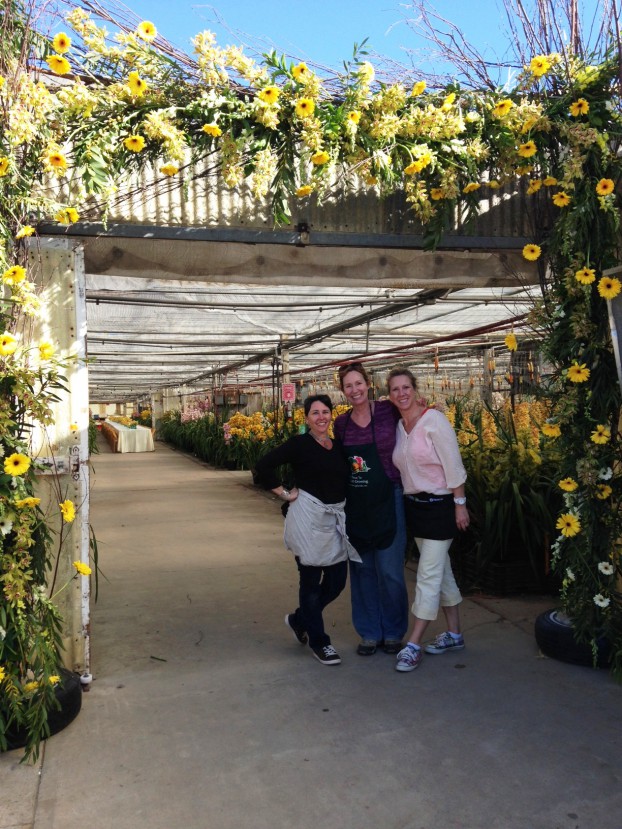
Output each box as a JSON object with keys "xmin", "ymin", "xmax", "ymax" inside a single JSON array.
[
  {"xmin": 337, "ymin": 361, "xmax": 371, "ymax": 390},
  {"xmin": 387, "ymin": 366, "xmax": 417, "ymax": 391},
  {"xmin": 304, "ymin": 394, "xmax": 333, "ymax": 415}
]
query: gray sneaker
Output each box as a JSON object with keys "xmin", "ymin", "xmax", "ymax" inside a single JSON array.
[
  {"xmin": 424, "ymin": 631, "xmax": 465, "ymax": 654},
  {"xmin": 395, "ymin": 644, "xmax": 423, "ymax": 672}
]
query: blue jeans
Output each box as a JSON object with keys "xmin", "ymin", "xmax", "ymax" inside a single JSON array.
[
  {"xmin": 349, "ymin": 487, "xmax": 409, "ymax": 642},
  {"xmin": 291, "ymin": 559, "xmax": 348, "ymax": 649}
]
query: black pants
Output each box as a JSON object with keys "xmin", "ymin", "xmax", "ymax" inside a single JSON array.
[{"xmin": 291, "ymin": 558, "xmax": 348, "ymax": 648}]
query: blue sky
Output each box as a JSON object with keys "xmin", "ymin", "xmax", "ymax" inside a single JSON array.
[{"xmin": 111, "ymin": 0, "xmax": 513, "ymax": 74}]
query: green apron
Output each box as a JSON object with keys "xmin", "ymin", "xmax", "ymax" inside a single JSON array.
[{"xmin": 343, "ymin": 408, "xmax": 397, "ymax": 553}]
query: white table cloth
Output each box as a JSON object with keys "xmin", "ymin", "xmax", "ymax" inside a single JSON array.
[{"xmin": 106, "ymin": 422, "xmax": 155, "ymax": 453}]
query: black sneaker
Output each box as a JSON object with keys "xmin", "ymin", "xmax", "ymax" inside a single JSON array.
[
  {"xmin": 284, "ymin": 613, "xmax": 308, "ymax": 645},
  {"xmin": 311, "ymin": 644, "xmax": 341, "ymax": 665}
]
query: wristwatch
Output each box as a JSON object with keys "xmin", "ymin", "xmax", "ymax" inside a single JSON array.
[{"xmin": 453, "ymin": 497, "xmax": 467, "ymax": 505}]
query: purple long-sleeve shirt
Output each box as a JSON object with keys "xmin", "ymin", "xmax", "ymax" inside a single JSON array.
[{"xmin": 334, "ymin": 399, "xmax": 402, "ymax": 484}]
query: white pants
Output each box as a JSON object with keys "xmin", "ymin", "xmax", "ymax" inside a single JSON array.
[{"xmin": 412, "ymin": 537, "xmax": 462, "ymax": 621}]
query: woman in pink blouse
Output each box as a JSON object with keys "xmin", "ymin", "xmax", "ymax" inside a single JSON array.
[{"xmin": 388, "ymin": 367, "xmax": 470, "ymax": 673}]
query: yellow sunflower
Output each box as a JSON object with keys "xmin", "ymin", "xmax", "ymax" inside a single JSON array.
[
  {"xmin": 202, "ymin": 123, "xmax": 222, "ymax": 137},
  {"xmin": 292, "ymin": 63, "xmax": 310, "ymax": 81},
  {"xmin": 597, "ymin": 276, "xmax": 622, "ymax": 300},
  {"xmin": 136, "ymin": 20, "xmax": 157, "ymax": 41},
  {"xmin": 543, "ymin": 176, "xmax": 558, "ymax": 186},
  {"xmin": 575, "ymin": 267, "xmax": 596, "ymax": 284},
  {"xmin": 504, "ymin": 333, "xmax": 517, "ymax": 351},
  {"xmin": 60, "ymin": 500, "xmax": 76, "ymax": 523},
  {"xmin": 295, "ymin": 185, "xmax": 314, "ymax": 198},
  {"xmin": 15, "ymin": 225, "xmax": 35, "ymax": 239},
  {"xmin": 159, "ymin": 163, "xmax": 179, "ymax": 177},
  {"xmin": 522, "ymin": 243, "xmax": 542, "ymax": 261},
  {"xmin": 569, "ymin": 98, "xmax": 589, "ymax": 117},
  {"xmin": 55, "ymin": 207, "xmax": 79, "ymax": 224},
  {"xmin": 462, "ymin": 182, "xmax": 480, "ymax": 193},
  {"xmin": 430, "ymin": 188, "xmax": 445, "ymax": 200},
  {"xmin": 595, "ymin": 178, "xmax": 614, "ymax": 196},
  {"xmin": 258, "ymin": 86, "xmax": 280, "ymax": 105},
  {"xmin": 591, "ymin": 425, "xmax": 611, "ymax": 444},
  {"xmin": 541, "ymin": 423, "xmax": 561, "ymax": 438},
  {"xmin": 73, "ymin": 560, "xmax": 92, "ymax": 575},
  {"xmin": 595, "ymin": 484, "xmax": 612, "ymax": 500},
  {"xmin": 518, "ymin": 141, "xmax": 537, "ymax": 158},
  {"xmin": 556, "ymin": 513, "xmax": 581, "ymax": 537},
  {"xmin": 295, "ymin": 98, "xmax": 315, "ymax": 118},
  {"xmin": 566, "ymin": 361, "xmax": 590, "ymax": 383},
  {"xmin": 127, "ymin": 71, "xmax": 148, "ymax": 97},
  {"xmin": 0, "ymin": 331, "xmax": 18, "ymax": 354},
  {"xmin": 411, "ymin": 81, "xmax": 426, "ymax": 96},
  {"xmin": 311, "ymin": 150, "xmax": 330, "ymax": 166},
  {"xmin": 46, "ymin": 54, "xmax": 71, "ymax": 75},
  {"xmin": 52, "ymin": 32, "xmax": 71, "ymax": 53},
  {"xmin": 529, "ymin": 54, "xmax": 551, "ymax": 76},
  {"xmin": 2, "ymin": 265, "xmax": 26, "ymax": 284},
  {"xmin": 558, "ymin": 478, "xmax": 578, "ymax": 492},
  {"xmin": 552, "ymin": 191, "xmax": 571, "ymax": 207},
  {"xmin": 347, "ymin": 110, "xmax": 361, "ymax": 124},
  {"xmin": 46, "ymin": 151, "xmax": 67, "ymax": 171},
  {"xmin": 4, "ymin": 453, "xmax": 31, "ymax": 476},
  {"xmin": 492, "ymin": 99, "xmax": 514, "ymax": 118},
  {"xmin": 124, "ymin": 135, "xmax": 146, "ymax": 153},
  {"xmin": 526, "ymin": 179, "xmax": 542, "ymax": 194},
  {"xmin": 38, "ymin": 341, "xmax": 55, "ymax": 360},
  {"xmin": 0, "ymin": 157, "xmax": 9, "ymax": 176}
]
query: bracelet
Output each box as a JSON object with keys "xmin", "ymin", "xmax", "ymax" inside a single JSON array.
[{"xmin": 453, "ymin": 497, "xmax": 467, "ymax": 505}]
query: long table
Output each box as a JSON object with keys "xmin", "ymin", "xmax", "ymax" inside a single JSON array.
[{"xmin": 102, "ymin": 421, "xmax": 155, "ymax": 453}]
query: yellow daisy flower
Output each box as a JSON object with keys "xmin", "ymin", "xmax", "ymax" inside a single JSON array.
[
  {"xmin": 529, "ymin": 54, "xmax": 551, "ymax": 76},
  {"xmin": 292, "ymin": 63, "xmax": 310, "ymax": 81},
  {"xmin": 552, "ymin": 191, "xmax": 571, "ymax": 207},
  {"xmin": 295, "ymin": 185, "xmax": 314, "ymax": 198},
  {"xmin": 596, "ymin": 484, "xmax": 613, "ymax": 500},
  {"xmin": 38, "ymin": 341, "xmax": 55, "ymax": 360},
  {"xmin": 430, "ymin": 188, "xmax": 445, "ymax": 200},
  {"xmin": 522, "ymin": 243, "xmax": 541, "ymax": 261},
  {"xmin": 124, "ymin": 135, "xmax": 146, "ymax": 153},
  {"xmin": 543, "ymin": 176, "xmax": 558, "ymax": 186},
  {"xmin": 0, "ymin": 331, "xmax": 18, "ymax": 354},
  {"xmin": 52, "ymin": 32, "xmax": 71, "ymax": 53},
  {"xmin": 575, "ymin": 267, "xmax": 596, "ymax": 284},
  {"xmin": 258, "ymin": 86, "xmax": 280, "ymax": 105},
  {"xmin": 541, "ymin": 423, "xmax": 561, "ymax": 438},
  {"xmin": 311, "ymin": 150, "xmax": 330, "ymax": 166},
  {"xmin": 2, "ymin": 265, "xmax": 26, "ymax": 284},
  {"xmin": 598, "ymin": 276, "xmax": 622, "ymax": 300},
  {"xmin": 504, "ymin": 333, "xmax": 517, "ymax": 351},
  {"xmin": 46, "ymin": 54, "xmax": 71, "ymax": 75},
  {"xmin": 527, "ymin": 179, "xmax": 542, "ymax": 194},
  {"xmin": 591, "ymin": 424, "xmax": 611, "ymax": 444},
  {"xmin": 569, "ymin": 98, "xmax": 589, "ymax": 117},
  {"xmin": 55, "ymin": 207, "xmax": 79, "ymax": 224},
  {"xmin": 347, "ymin": 110, "xmax": 361, "ymax": 124},
  {"xmin": 4, "ymin": 452, "xmax": 30, "ymax": 476},
  {"xmin": 463, "ymin": 182, "xmax": 480, "ymax": 194},
  {"xmin": 60, "ymin": 500, "xmax": 76, "ymax": 523},
  {"xmin": 202, "ymin": 124, "xmax": 222, "ymax": 137},
  {"xmin": 411, "ymin": 81, "xmax": 426, "ymax": 96},
  {"xmin": 73, "ymin": 560, "xmax": 92, "ymax": 575},
  {"xmin": 15, "ymin": 225, "xmax": 35, "ymax": 239},
  {"xmin": 595, "ymin": 178, "xmax": 614, "ymax": 196},
  {"xmin": 127, "ymin": 71, "xmax": 148, "ymax": 97},
  {"xmin": 492, "ymin": 99, "xmax": 514, "ymax": 118},
  {"xmin": 46, "ymin": 150, "xmax": 67, "ymax": 171},
  {"xmin": 441, "ymin": 92, "xmax": 456, "ymax": 110},
  {"xmin": 295, "ymin": 98, "xmax": 315, "ymax": 118},
  {"xmin": 559, "ymin": 478, "xmax": 578, "ymax": 491},
  {"xmin": 556, "ymin": 513, "xmax": 581, "ymax": 537},
  {"xmin": 566, "ymin": 361, "xmax": 590, "ymax": 383},
  {"xmin": 518, "ymin": 141, "xmax": 537, "ymax": 158},
  {"xmin": 159, "ymin": 163, "xmax": 179, "ymax": 177},
  {"xmin": 15, "ymin": 496, "xmax": 41, "ymax": 509},
  {"xmin": 0, "ymin": 156, "xmax": 9, "ymax": 176},
  {"xmin": 136, "ymin": 20, "xmax": 157, "ymax": 41}
]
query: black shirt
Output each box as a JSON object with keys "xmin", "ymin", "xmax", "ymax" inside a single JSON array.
[{"xmin": 254, "ymin": 433, "xmax": 349, "ymax": 504}]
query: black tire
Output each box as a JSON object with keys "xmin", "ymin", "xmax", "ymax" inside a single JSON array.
[
  {"xmin": 534, "ymin": 608, "xmax": 611, "ymax": 668},
  {"xmin": 4, "ymin": 668, "xmax": 82, "ymax": 751}
]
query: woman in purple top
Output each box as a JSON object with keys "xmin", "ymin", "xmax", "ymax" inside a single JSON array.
[{"xmin": 333, "ymin": 362, "xmax": 409, "ymax": 655}]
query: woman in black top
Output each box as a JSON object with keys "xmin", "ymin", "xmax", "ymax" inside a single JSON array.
[{"xmin": 255, "ymin": 395, "xmax": 361, "ymax": 666}]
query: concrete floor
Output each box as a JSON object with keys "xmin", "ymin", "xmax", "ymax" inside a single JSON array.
[{"xmin": 1, "ymin": 438, "xmax": 621, "ymax": 829}]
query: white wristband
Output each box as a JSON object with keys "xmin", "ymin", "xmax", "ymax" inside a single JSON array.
[{"xmin": 453, "ymin": 497, "xmax": 467, "ymax": 505}]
